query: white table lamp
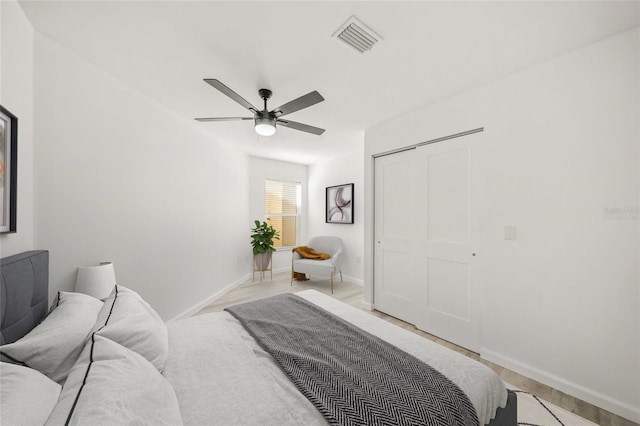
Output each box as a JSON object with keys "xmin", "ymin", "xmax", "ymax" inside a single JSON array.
[{"xmin": 75, "ymin": 262, "xmax": 116, "ymax": 300}]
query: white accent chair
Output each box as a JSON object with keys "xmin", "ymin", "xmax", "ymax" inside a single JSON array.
[{"xmin": 291, "ymin": 236, "xmax": 344, "ymax": 293}]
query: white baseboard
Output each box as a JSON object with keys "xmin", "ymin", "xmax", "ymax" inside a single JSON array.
[
  {"xmin": 343, "ymin": 275, "xmax": 364, "ymax": 286},
  {"xmin": 167, "ymin": 273, "xmax": 250, "ymax": 323},
  {"xmin": 481, "ymin": 349, "xmax": 640, "ymax": 423},
  {"xmin": 362, "ymin": 301, "xmax": 374, "ymax": 311}
]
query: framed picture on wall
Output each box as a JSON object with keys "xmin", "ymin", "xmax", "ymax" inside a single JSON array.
[
  {"xmin": 326, "ymin": 183, "xmax": 354, "ymax": 224},
  {"xmin": 0, "ymin": 105, "xmax": 18, "ymax": 233}
]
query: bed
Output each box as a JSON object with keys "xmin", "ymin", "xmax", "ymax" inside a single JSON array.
[{"xmin": 0, "ymin": 250, "xmax": 516, "ymax": 425}]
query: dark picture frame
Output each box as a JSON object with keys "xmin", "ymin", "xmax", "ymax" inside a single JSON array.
[
  {"xmin": 0, "ymin": 105, "xmax": 17, "ymax": 233},
  {"xmin": 326, "ymin": 183, "xmax": 354, "ymax": 224}
]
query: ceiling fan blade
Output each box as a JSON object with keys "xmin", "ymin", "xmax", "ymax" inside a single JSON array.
[
  {"xmin": 204, "ymin": 79, "xmax": 260, "ymax": 114},
  {"xmin": 277, "ymin": 119, "xmax": 325, "ymax": 135},
  {"xmin": 272, "ymin": 91, "xmax": 324, "ymax": 117},
  {"xmin": 195, "ymin": 117, "xmax": 253, "ymax": 122}
]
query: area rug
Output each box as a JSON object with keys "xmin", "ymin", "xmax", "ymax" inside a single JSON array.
[{"xmin": 507, "ymin": 384, "xmax": 597, "ymax": 426}]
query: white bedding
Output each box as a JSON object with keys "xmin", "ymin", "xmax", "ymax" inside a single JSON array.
[{"xmin": 164, "ymin": 290, "xmax": 507, "ymax": 425}]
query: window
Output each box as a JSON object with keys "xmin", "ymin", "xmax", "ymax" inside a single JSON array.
[{"xmin": 264, "ymin": 179, "xmax": 301, "ymax": 249}]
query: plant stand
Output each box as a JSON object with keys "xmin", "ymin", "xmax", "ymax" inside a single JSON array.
[{"xmin": 252, "ymin": 253, "xmax": 273, "ymax": 283}]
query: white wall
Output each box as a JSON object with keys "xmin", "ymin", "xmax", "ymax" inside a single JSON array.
[
  {"xmin": 33, "ymin": 34, "xmax": 251, "ymax": 320},
  {"xmin": 0, "ymin": 1, "xmax": 35, "ymax": 256},
  {"xmin": 248, "ymin": 156, "xmax": 307, "ymax": 272},
  {"xmin": 365, "ymin": 28, "xmax": 639, "ymax": 422},
  {"xmin": 308, "ymin": 133, "xmax": 365, "ymax": 284}
]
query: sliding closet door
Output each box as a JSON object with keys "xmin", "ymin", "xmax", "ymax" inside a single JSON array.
[
  {"xmin": 373, "ymin": 131, "xmax": 482, "ymax": 352},
  {"xmin": 414, "ymin": 133, "xmax": 481, "ymax": 352},
  {"xmin": 373, "ymin": 149, "xmax": 419, "ymax": 324}
]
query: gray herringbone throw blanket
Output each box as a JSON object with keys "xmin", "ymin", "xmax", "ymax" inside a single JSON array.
[{"xmin": 225, "ymin": 294, "xmax": 479, "ymax": 426}]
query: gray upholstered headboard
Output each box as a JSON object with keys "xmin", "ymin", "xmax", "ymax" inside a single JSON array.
[{"xmin": 0, "ymin": 250, "xmax": 49, "ymax": 345}]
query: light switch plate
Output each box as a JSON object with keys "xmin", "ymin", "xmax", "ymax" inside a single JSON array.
[{"xmin": 505, "ymin": 226, "xmax": 517, "ymax": 241}]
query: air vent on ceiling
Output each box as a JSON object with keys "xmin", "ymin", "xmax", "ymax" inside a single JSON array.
[{"xmin": 332, "ymin": 16, "xmax": 382, "ymax": 53}]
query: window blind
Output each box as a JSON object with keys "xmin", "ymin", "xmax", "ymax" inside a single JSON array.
[
  {"xmin": 265, "ymin": 180, "xmax": 298, "ymax": 215},
  {"xmin": 264, "ymin": 179, "xmax": 300, "ymax": 248}
]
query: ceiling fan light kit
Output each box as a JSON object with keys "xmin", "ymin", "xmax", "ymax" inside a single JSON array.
[
  {"xmin": 255, "ymin": 117, "xmax": 276, "ymax": 136},
  {"xmin": 196, "ymin": 79, "xmax": 325, "ymax": 137}
]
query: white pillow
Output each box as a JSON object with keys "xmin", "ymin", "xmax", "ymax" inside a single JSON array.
[
  {"xmin": 45, "ymin": 335, "xmax": 183, "ymax": 426},
  {"xmin": 91, "ymin": 285, "xmax": 168, "ymax": 371},
  {"xmin": 0, "ymin": 362, "xmax": 62, "ymax": 426},
  {"xmin": 0, "ymin": 291, "xmax": 103, "ymax": 383}
]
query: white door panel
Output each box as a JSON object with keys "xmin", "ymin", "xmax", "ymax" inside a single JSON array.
[
  {"xmin": 374, "ymin": 132, "xmax": 482, "ymax": 352},
  {"xmin": 415, "ymin": 133, "xmax": 481, "ymax": 351},
  {"xmin": 426, "ymin": 257, "xmax": 470, "ymax": 321},
  {"xmin": 373, "ymin": 149, "xmax": 419, "ymax": 324},
  {"xmin": 382, "ymin": 250, "xmax": 415, "ymax": 301},
  {"xmin": 426, "ymin": 149, "xmax": 471, "ymax": 244}
]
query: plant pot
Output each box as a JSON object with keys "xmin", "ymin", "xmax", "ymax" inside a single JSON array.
[{"xmin": 254, "ymin": 253, "xmax": 272, "ymax": 271}]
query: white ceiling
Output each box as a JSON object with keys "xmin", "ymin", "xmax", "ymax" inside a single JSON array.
[{"xmin": 18, "ymin": 1, "xmax": 640, "ymax": 164}]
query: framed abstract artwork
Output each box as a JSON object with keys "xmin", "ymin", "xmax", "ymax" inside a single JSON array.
[
  {"xmin": 326, "ymin": 183, "xmax": 354, "ymax": 224},
  {"xmin": 0, "ymin": 106, "xmax": 17, "ymax": 233}
]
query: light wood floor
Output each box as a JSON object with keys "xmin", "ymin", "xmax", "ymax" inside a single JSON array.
[{"xmin": 197, "ymin": 272, "xmax": 637, "ymax": 426}]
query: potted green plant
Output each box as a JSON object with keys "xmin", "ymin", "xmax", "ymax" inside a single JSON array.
[{"xmin": 250, "ymin": 220, "xmax": 280, "ymax": 271}]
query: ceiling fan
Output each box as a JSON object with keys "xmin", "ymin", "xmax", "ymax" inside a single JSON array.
[{"xmin": 195, "ymin": 79, "xmax": 325, "ymax": 136}]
